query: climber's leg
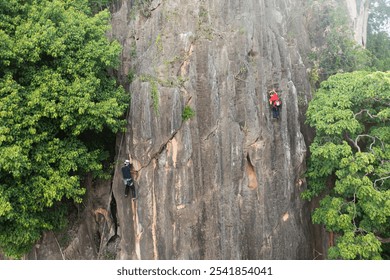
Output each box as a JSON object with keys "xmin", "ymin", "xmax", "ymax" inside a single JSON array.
[{"xmin": 272, "ymin": 107, "xmax": 278, "ymax": 118}]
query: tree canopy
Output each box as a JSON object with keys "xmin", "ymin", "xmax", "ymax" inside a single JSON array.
[
  {"xmin": 368, "ymin": 0, "xmax": 390, "ymax": 33},
  {"xmin": 303, "ymin": 71, "xmax": 390, "ymax": 259},
  {"xmin": 307, "ymin": 1, "xmax": 372, "ymax": 81},
  {"xmin": 367, "ymin": 0, "xmax": 390, "ymax": 71},
  {"xmin": 0, "ymin": 0, "xmax": 128, "ymax": 258}
]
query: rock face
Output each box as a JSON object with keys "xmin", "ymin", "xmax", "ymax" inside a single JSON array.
[
  {"xmin": 108, "ymin": 0, "xmax": 313, "ymax": 260},
  {"xmin": 345, "ymin": 0, "xmax": 370, "ymax": 46},
  {"xmin": 26, "ymin": 0, "xmax": 367, "ymax": 260}
]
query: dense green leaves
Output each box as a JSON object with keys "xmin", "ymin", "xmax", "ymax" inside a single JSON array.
[
  {"xmin": 367, "ymin": 30, "xmax": 390, "ymax": 71},
  {"xmin": 0, "ymin": 0, "xmax": 127, "ymax": 258},
  {"xmin": 368, "ymin": 0, "xmax": 390, "ymax": 34},
  {"xmin": 304, "ymin": 71, "xmax": 390, "ymax": 259},
  {"xmin": 328, "ymin": 231, "xmax": 382, "ymax": 260},
  {"xmin": 367, "ymin": 0, "xmax": 390, "ymax": 71},
  {"xmin": 308, "ymin": 3, "xmax": 372, "ymax": 79}
]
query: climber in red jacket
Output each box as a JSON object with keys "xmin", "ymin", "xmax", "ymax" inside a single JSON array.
[{"xmin": 269, "ymin": 89, "xmax": 281, "ymax": 119}]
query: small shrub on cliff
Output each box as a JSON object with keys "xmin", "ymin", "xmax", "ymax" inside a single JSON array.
[{"xmin": 182, "ymin": 106, "xmax": 195, "ymax": 121}]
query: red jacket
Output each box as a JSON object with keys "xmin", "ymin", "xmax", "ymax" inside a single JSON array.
[{"xmin": 269, "ymin": 93, "xmax": 279, "ymax": 105}]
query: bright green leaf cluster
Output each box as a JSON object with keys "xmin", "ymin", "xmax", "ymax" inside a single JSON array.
[
  {"xmin": 328, "ymin": 231, "xmax": 382, "ymax": 260},
  {"xmin": 0, "ymin": 0, "xmax": 128, "ymax": 258},
  {"xmin": 182, "ymin": 105, "xmax": 195, "ymax": 121},
  {"xmin": 304, "ymin": 71, "xmax": 390, "ymax": 259}
]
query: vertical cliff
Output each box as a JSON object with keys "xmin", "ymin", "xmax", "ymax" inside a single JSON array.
[
  {"xmin": 107, "ymin": 0, "xmax": 313, "ymax": 260},
  {"xmin": 24, "ymin": 0, "xmax": 370, "ymax": 260},
  {"xmin": 345, "ymin": 0, "xmax": 370, "ymax": 46}
]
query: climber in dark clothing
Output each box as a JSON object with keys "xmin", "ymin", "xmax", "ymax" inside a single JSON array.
[
  {"xmin": 121, "ymin": 160, "xmax": 136, "ymax": 200},
  {"xmin": 269, "ymin": 90, "xmax": 281, "ymax": 119},
  {"xmin": 271, "ymin": 101, "xmax": 280, "ymax": 119}
]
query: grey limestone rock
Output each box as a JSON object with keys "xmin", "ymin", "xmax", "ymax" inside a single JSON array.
[
  {"xmin": 27, "ymin": 0, "xmax": 368, "ymax": 260},
  {"xmin": 109, "ymin": 0, "xmax": 313, "ymax": 260}
]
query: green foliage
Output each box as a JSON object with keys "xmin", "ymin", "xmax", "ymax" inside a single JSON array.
[
  {"xmin": 308, "ymin": 2, "xmax": 372, "ymax": 80},
  {"xmin": 155, "ymin": 33, "xmax": 163, "ymax": 53},
  {"xmin": 140, "ymin": 75, "xmax": 159, "ymax": 115},
  {"xmin": 150, "ymin": 79, "xmax": 159, "ymax": 115},
  {"xmin": 367, "ymin": 30, "xmax": 390, "ymax": 71},
  {"xmin": 182, "ymin": 106, "xmax": 195, "ymax": 121},
  {"xmin": 368, "ymin": 0, "xmax": 390, "ymax": 33},
  {"xmin": 0, "ymin": 0, "xmax": 128, "ymax": 258},
  {"xmin": 309, "ymin": 64, "xmax": 320, "ymax": 89},
  {"xmin": 304, "ymin": 71, "xmax": 390, "ymax": 259},
  {"xmin": 127, "ymin": 68, "xmax": 136, "ymax": 84},
  {"xmin": 327, "ymin": 231, "xmax": 382, "ymax": 260},
  {"xmin": 367, "ymin": 0, "xmax": 390, "ymax": 71},
  {"xmin": 87, "ymin": 0, "xmax": 115, "ymax": 14}
]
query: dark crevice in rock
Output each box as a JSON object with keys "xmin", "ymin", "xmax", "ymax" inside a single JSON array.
[
  {"xmin": 94, "ymin": 231, "xmax": 101, "ymax": 254},
  {"xmin": 110, "ymin": 193, "xmax": 118, "ymax": 237},
  {"xmin": 150, "ymin": 2, "xmax": 162, "ymax": 13}
]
